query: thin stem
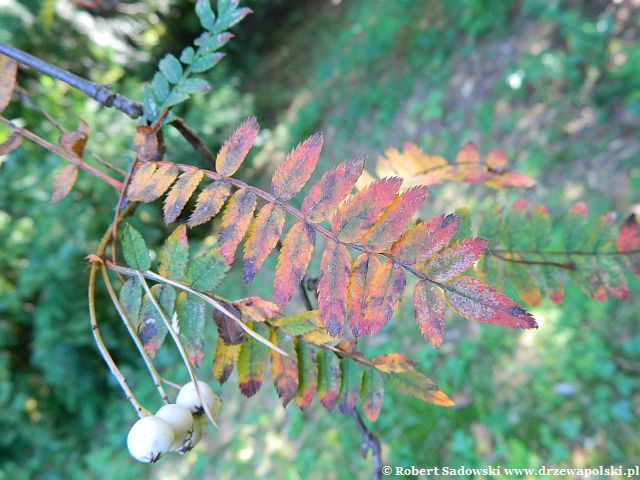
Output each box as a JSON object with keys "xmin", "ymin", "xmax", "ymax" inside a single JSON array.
[
  {"xmin": 106, "ymin": 262, "xmax": 288, "ymax": 356},
  {"xmin": 0, "ymin": 43, "xmax": 143, "ymax": 119},
  {"xmin": 351, "ymin": 408, "xmax": 383, "ymax": 480},
  {"xmin": 15, "ymin": 86, "xmax": 127, "ymax": 177},
  {"xmin": 89, "ymin": 262, "xmax": 148, "ymax": 417},
  {"xmin": 487, "ymin": 251, "xmax": 576, "ymax": 271},
  {"xmin": 161, "ymin": 378, "xmax": 182, "ymax": 390},
  {"xmin": 0, "ymin": 117, "xmax": 123, "ymax": 191},
  {"xmin": 490, "ymin": 247, "xmax": 640, "ymax": 257},
  {"xmin": 170, "ymin": 117, "xmax": 216, "ymax": 166},
  {"xmin": 100, "ymin": 264, "xmax": 170, "ymax": 404},
  {"xmin": 135, "ymin": 271, "xmax": 219, "ymax": 428},
  {"xmin": 88, "ymin": 205, "xmax": 147, "ymax": 417}
]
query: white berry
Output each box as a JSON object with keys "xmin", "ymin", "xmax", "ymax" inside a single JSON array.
[
  {"xmin": 155, "ymin": 404, "xmax": 194, "ymax": 450},
  {"xmin": 127, "ymin": 416, "xmax": 175, "ymax": 463},
  {"xmin": 176, "ymin": 381, "xmax": 220, "ymax": 418}
]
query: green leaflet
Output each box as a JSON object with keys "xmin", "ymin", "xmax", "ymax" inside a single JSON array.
[
  {"xmin": 158, "ymin": 225, "xmax": 189, "ymax": 281},
  {"xmin": 187, "ymin": 248, "xmax": 229, "ymax": 291},
  {"xmin": 338, "ymin": 358, "xmax": 361, "ymax": 414},
  {"xmin": 121, "ymin": 224, "xmax": 151, "ymax": 271},
  {"xmin": 118, "ymin": 278, "xmax": 142, "ymax": 322},
  {"xmin": 361, "ymin": 369, "xmax": 384, "ymax": 422},
  {"xmin": 176, "ymin": 291, "xmax": 207, "ymax": 368},
  {"xmin": 237, "ymin": 322, "xmax": 269, "ymax": 397},
  {"xmin": 137, "ymin": 284, "xmax": 176, "ymax": 358},
  {"xmin": 294, "ymin": 340, "xmax": 317, "ymax": 410},
  {"xmin": 316, "ymin": 348, "xmax": 341, "ymax": 411}
]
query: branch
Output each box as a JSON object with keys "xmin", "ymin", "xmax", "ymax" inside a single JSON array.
[
  {"xmin": 0, "ymin": 43, "xmax": 143, "ymax": 119},
  {"xmin": 487, "ymin": 250, "xmax": 577, "ymax": 271},
  {"xmin": 0, "ymin": 117, "xmax": 124, "ymax": 191},
  {"xmin": 351, "ymin": 408, "xmax": 383, "ymax": 480}
]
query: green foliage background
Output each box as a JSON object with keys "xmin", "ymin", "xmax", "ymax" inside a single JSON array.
[{"xmin": 0, "ymin": 1, "xmax": 638, "ymax": 479}]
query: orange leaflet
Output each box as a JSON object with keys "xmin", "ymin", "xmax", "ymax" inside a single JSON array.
[
  {"xmin": 443, "ymin": 276, "xmax": 537, "ymax": 329},
  {"xmin": 133, "ymin": 125, "xmax": 160, "ymax": 162},
  {"xmin": 486, "ymin": 148, "xmax": 507, "ymax": 170},
  {"xmin": 347, "ymin": 254, "xmax": 378, "ymax": 339},
  {"xmin": 454, "ymin": 142, "xmax": 490, "ymax": 183},
  {"xmin": 390, "ymin": 213, "xmax": 461, "ymax": 265},
  {"xmin": 218, "ymin": 188, "xmax": 257, "ymax": 264},
  {"xmin": 371, "ymin": 353, "xmax": 415, "ymax": 373},
  {"xmin": 243, "ymin": 203, "xmax": 286, "ymax": 283},
  {"xmin": 273, "ymin": 222, "xmax": 316, "ymax": 307},
  {"xmin": 413, "ymin": 281, "xmax": 446, "ymax": 347},
  {"xmin": 127, "ymin": 163, "xmax": 179, "ymax": 203},
  {"xmin": 212, "ymin": 336, "xmax": 241, "ymax": 384},
  {"xmin": 362, "ymin": 186, "xmax": 429, "ymax": 252},
  {"xmin": 484, "ymin": 171, "xmax": 536, "ymax": 189},
  {"xmin": 301, "ymin": 156, "xmax": 365, "ymax": 223},
  {"xmin": 318, "ymin": 241, "xmax": 351, "ymax": 337},
  {"xmin": 421, "ymin": 238, "xmax": 488, "ymax": 282},
  {"xmin": 377, "ymin": 143, "xmax": 453, "ymax": 186},
  {"xmin": 269, "ymin": 329, "xmax": 298, "ymax": 407},
  {"xmin": 233, "ymin": 297, "xmax": 282, "ymax": 323},
  {"xmin": 59, "ymin": 120, "xmax": 89, "ymax": 158},
  {"xmin": 362, "ymin": 261, "xmax": 406, "ymax": 336},
  {"xmin": 331, "ymin": 177, "xmax": 402, "ymax": 242},
  {"xmin": 215, "ymin": 116, "xmax": 259, "ymax": 176},
  {"xmin": 50, "ymin": 165, "xmax": 79, "ymax": 204},
  {"xmin": 0, "ymin": 55, "xmax": 17, "ymax": 113},
  {"xmin": 188, "ymin": 180, "xmax": 231, "ymax": 227},
  {"xmin": 272, "ymin": 132, "xmax": 323, "ymax": 200},
  {"xmin": 163, "ymin": 169, "xmax": 204, "ymax": 224}
]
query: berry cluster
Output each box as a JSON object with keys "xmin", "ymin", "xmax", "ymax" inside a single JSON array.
[{"xmin": 127, "ymin": 381, "xmax": 221, "ymax": 463}]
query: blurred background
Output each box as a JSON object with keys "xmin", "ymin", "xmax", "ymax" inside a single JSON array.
[{"xmin": 0, "ymin": 0, "xmax": 639, "ymax": 478}]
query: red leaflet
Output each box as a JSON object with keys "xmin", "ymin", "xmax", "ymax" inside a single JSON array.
[
  {"xmin": 50, "ymin": 165, "xmax": 79, "ymax": 204},
  {"xmin": 413, "ymin": 281, "xmax": 446, "ymax": 347},
  {"xmin": 443, "ymin": 276, "xmax": 537, "ymax": 329},
  {"xmin": 218, "ymin": 188, "xmax": 257, "ymax": 264},
  {"xmin": 188, "ymin": 180, "xmax": 231, "ymax": 227},
  {"xmin": 486, "ymin": 148, "xmax": 507, "ymax": 170},
  {"xmin": 318, "ymin": 241, "xmax": 351, "ymax": 337},
  {"xmin": 274, "ymin": 222, "xmax": 316, "ymax": 307},
  {"xmin": 331, "ymin": 177, "xmax": 402, "ymax": 242},
  {"xmin": 215, "ymin": 116, "xmax": 259, "ymax": 176},
  {"xmin": 617, "ymin": 214, "xmax": 640, "ymax": 277},
  {"xmin": 243, "ymin": 203, "xmax": 286, "ymax": 283},
  {"xmin": 371, "ymin": 354, "xmax": 415, "ymax": 372},
  {"xmin": 390, "ymin": 214, "xmax": 460, "ymax": 265},
  {"xmin": 272, "ymin": 132, "xmax": 323, "ymax": 200},
  {"xmin": 422, "ymin": 238, "xmax": 488, "ymax": 282},
  {"xmin": 362, "ymin": 261, "xmax": 406, "ymax": 336},
  {"xmin": 301, "ymin": 156, "xmax": 365, "ymax": 223},
  {"xmin": 362, "ymin": 186, "xmax": 429, "ymax": 252},
  {"xmin": 485, "ymin": 171, "xmax": 536, "ymax": 189},
  {"xmin": 347, "ymin": 254, "xmax": 377, "ymax": 339}
]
